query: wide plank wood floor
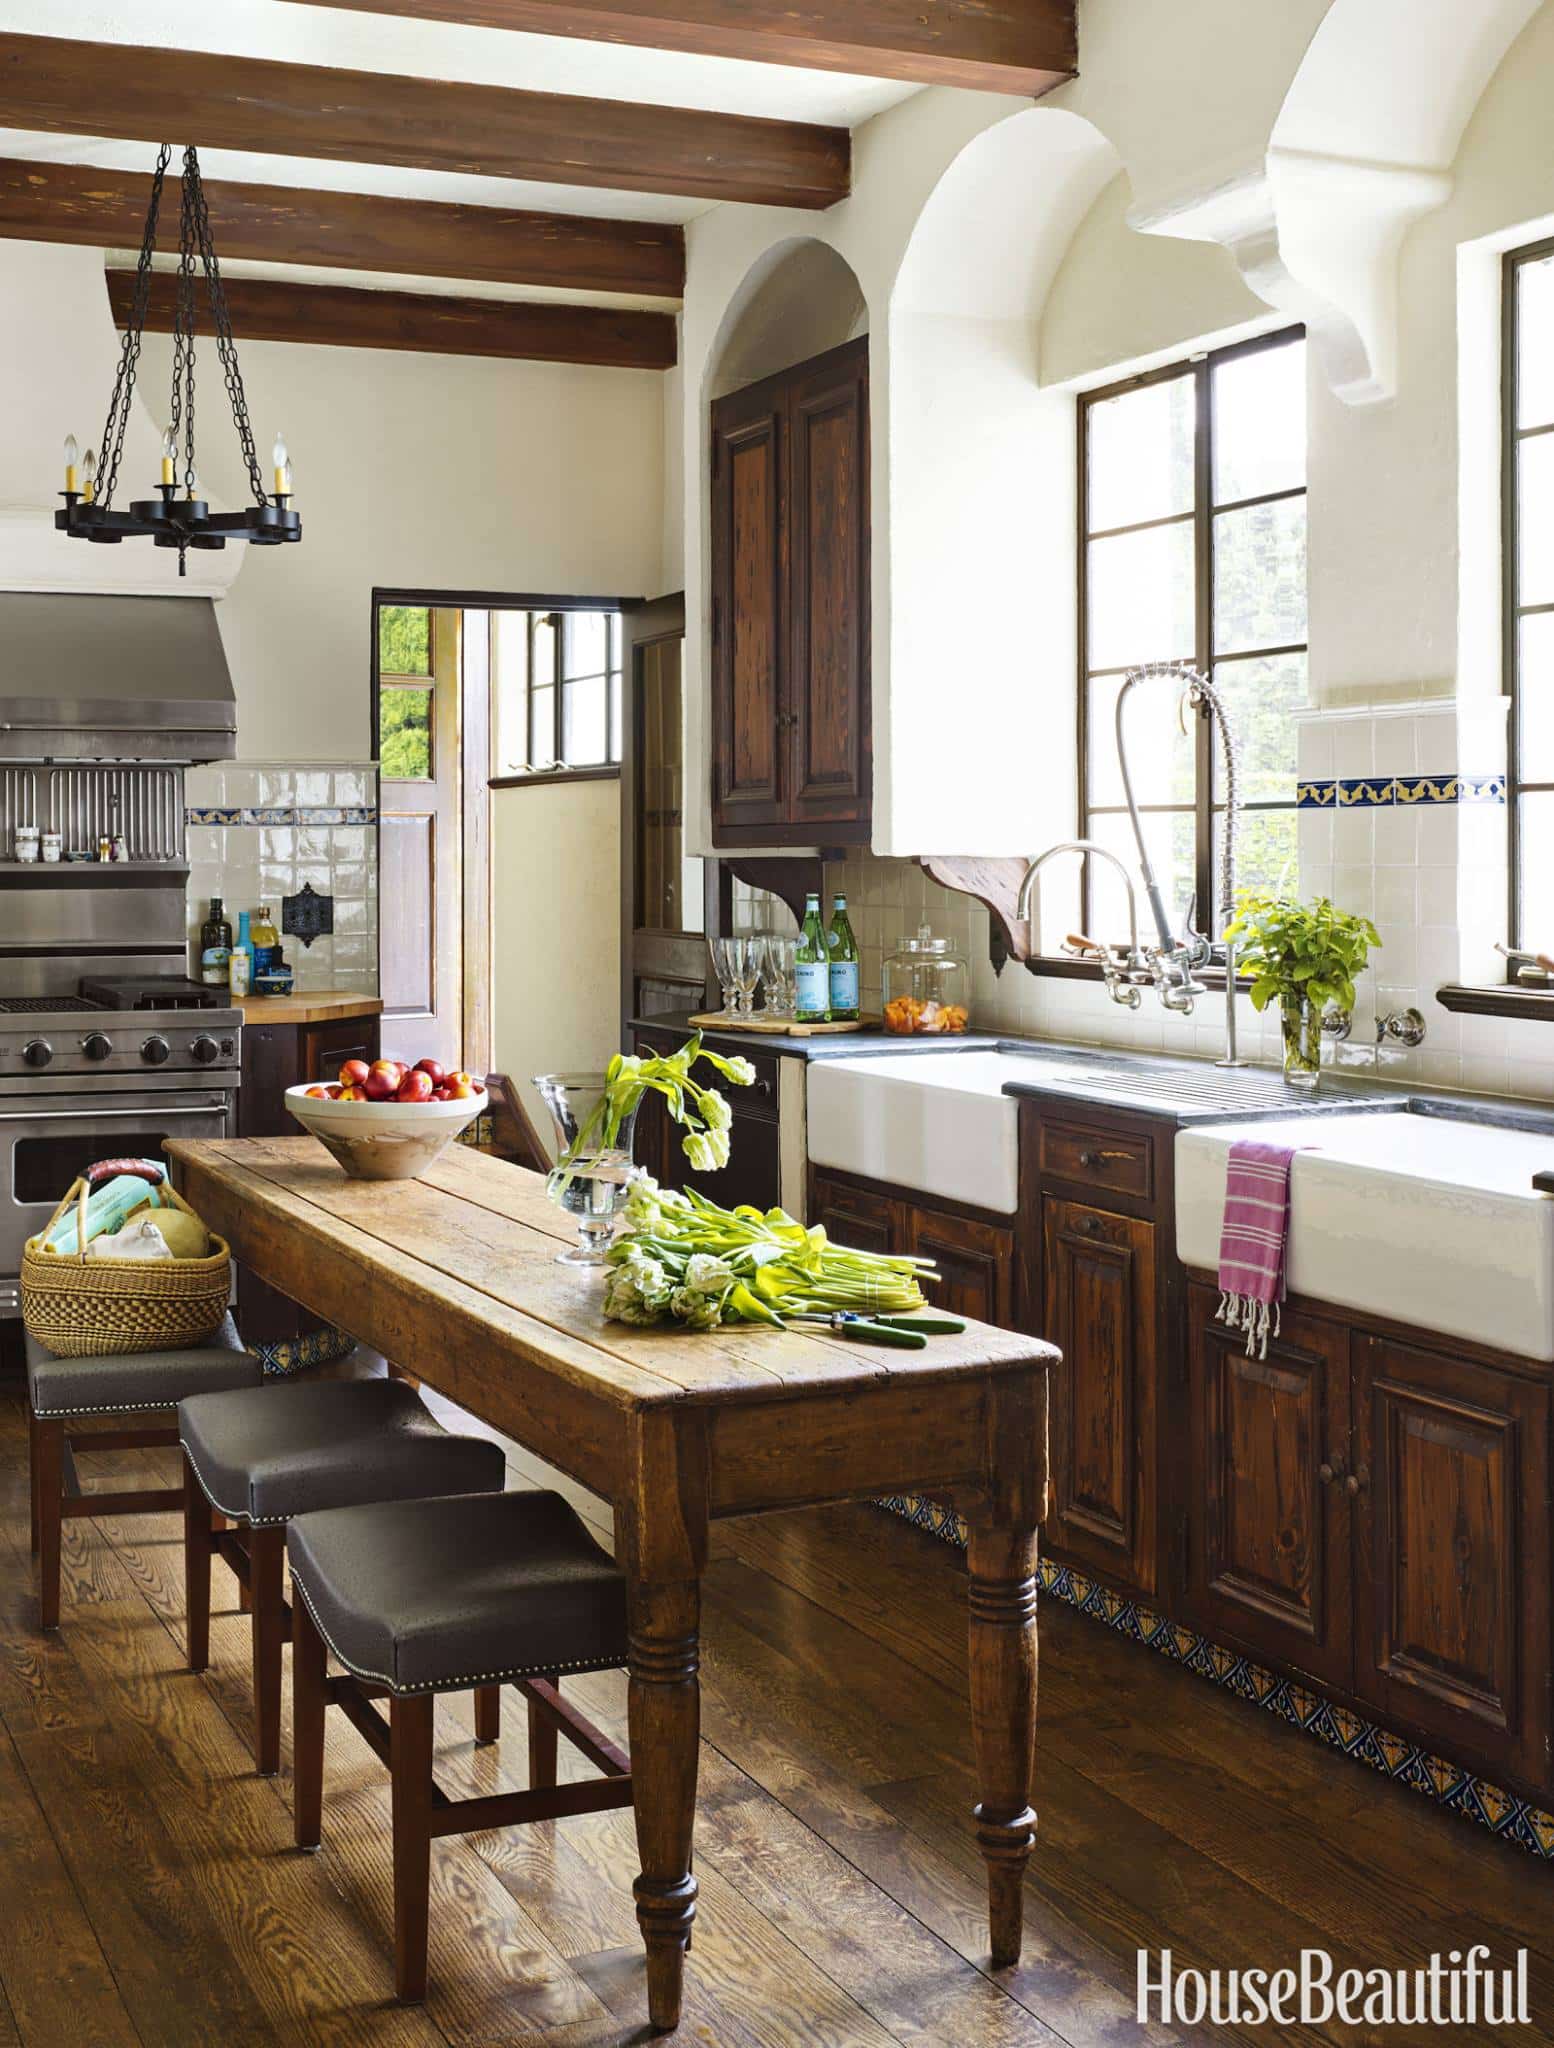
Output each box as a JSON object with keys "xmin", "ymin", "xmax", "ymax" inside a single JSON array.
[{"xmin": 2, "ymin": 1370, "xmax": 1551, "ymax": 2047}]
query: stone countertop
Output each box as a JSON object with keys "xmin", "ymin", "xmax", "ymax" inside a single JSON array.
[{"xmin": 633, "ymin": 1010, "xmax": 1554, "ymax": 1135}]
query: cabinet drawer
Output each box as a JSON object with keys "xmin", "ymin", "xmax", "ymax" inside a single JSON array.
[{"xmin": 1040, "ymin": 1119, "xmax": 1153, "ymax": 1201}]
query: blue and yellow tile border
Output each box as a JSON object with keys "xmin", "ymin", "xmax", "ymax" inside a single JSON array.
[
  {"xmin": 1296, "ymin": 773, "xmax": 1505, "ymax": 809},
  {"xmin": 878, "ymin": 1492, "xmax": 1554, "ymax": 1860},
  {"xmin": 247, "ymin": 1323, "xmax": 358, "ymax": 1378},
  {"xmin": 186, "ymin": 805, "xmax": 378, "ymax": 827}
]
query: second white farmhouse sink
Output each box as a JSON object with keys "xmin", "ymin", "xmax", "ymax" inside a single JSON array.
[
  {"xmin": 1176, "ymin": 1112, "xmax": 1554, "ymax": 1360},
  {"xmin": 807, "ymin": 1051, "xmax": 1033, "ymax": 1214}
]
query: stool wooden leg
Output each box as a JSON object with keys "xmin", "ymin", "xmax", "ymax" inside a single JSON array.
[
  {"xmin": 529, "ymin": 1673, "xmax": 558, "ymax": 1788},
  {"xmin": 183, "ymin": 1457, "xmax": 213, "ymax": 1674},
  {"xmin": 474, "ymin": 1685, "xmax": 501, "ymax": 1745},
  {"xmin": 34, "ymin": 1417, "xmax": 63, "ymax": 1632},
  {"xmin": 292, "ymin": 1598, "xmax": 327, "ymax": 1851},
  {"xmin": 390, "ymin": 1694, "xmax": 435, "ymax": 2003},
  {"xmin": 249, "ymin": 1526, "xmax": 287, "ymax": 1777},
  {"xmin": 28, "ymin": 1408, "xmax": 39, "ymax": 1555}
]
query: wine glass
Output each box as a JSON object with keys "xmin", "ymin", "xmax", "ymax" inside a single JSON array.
[
  {"xmin": 726, "ymin": 936, "xmax": 762, "ymax": 1018},
  {"xmin": 532, "ymin": 1072, "xmax": 640, "ymax": 1264},
  {"xmin": 760, "ymin": 934, "xmax": 797, "ymax": 1016},
  {"xmin": 708, "ymin": 936, "xmax": 738, "ymax": 1016}
]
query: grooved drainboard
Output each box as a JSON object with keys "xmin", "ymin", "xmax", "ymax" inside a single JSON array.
[{"xmin": 1008, "ymin": 1061, "xmax": 1361, "ymax": 1112}]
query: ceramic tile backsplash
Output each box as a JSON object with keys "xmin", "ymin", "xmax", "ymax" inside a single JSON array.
[
  {"xmin": 722, "ymin": 692, "xmax": 1554, "ymax": 1101},
  {"xmin": 184, "ymin": 762, "xmax": 378, "ymax": 993}
]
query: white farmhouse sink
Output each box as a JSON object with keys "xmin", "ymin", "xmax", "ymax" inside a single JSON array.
[
  {"xmin": 807, "ymin": 1051, "xmax": 1031, "ymax": 1213},
  {"xmin": 1176, "ymin": 1112, "xmax": 1554, "ymax": 1360}
]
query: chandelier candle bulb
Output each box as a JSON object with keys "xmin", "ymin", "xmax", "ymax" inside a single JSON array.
[
  {"xmin": 160, "ymin": 426, "xmax": 176, "ymax": 487},
  {"xmin": 80, "ymin": 446, "xmax": 96, "ymax": 503},
  {"xmin": 271, "ymin": 432, "xmax": 288, "ymax": 496},
  {"xmin": 62, "ymin": 433, "xmax": 78, "ymax": 493}
]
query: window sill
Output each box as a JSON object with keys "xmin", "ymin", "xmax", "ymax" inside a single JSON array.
[
  {"xmin": 489, "ymin": 765, "xmax": 620, "ymax": 791},
  {"xmin": 1435, "ymin": 982, "xmax": 1554, "ymax": 1020}
]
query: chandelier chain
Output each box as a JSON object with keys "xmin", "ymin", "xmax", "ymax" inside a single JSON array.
[
  {"xmin": 96, "ymin": 141, "xmax": 172, "ymax": 512},
  {"xmin": 184, "ymin": 146, "xmax": 269, "ymax": 507}
]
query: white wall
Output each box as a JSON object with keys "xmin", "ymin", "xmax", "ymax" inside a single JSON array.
[
  {"xmin": 136, "ymin": 332, "xmax": 667, "ymax": 760},
  {"xmin": 491, "ymin": 778, "xmax": 622, "ymax": 1141}
]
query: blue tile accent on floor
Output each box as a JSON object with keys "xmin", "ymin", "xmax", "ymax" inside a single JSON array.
[{"xmin": 876, "ymin": 1493, "xmax": 1554, "ymax": 1859}]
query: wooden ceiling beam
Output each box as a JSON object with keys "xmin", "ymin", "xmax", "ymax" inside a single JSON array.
[
  {"xmin": 0, "ymin": 157, "xmax": 683, "ymax": 298},
  {"xmin": 289, "ymin": 0, "xmax": 1077, "ymax": 96},
  {"xmin": 0, "ymin": 32, "xmax": 848, "ymax": 210},
  {"xmin": 108, "ymin": 270, "xmax": 678, "ymax": 370}
]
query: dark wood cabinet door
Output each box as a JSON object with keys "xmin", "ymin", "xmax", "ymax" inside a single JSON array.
[
  {"xmin": 787, "ymin": 338, "xmax": 870, "ymax": 840},
  {"xmin": 905, "ymin": 1200, "xmax": 1013, "ymax": 1326},
  {"xmin": 710, "ymin": 380, "xmax": 786, "ymax": 840},
  {"xmin": 1185, "ymin": 1283, "xmax": 1354, "ymax": 1687},
  {"xmin": 810, "ymin": 1170, "xmax": 898, "ymax": 1257},
  {"xmin": 1353, "ymin": 1334, "xmax": 1550, "ymax": 1787},
  {"xmin": 1041, "ymin": 1197, "xmax": 1157, "ymax": 1595},
  {"xmin": 300, "ymin": 1014, "xmax": 381, "ymax": 1085},
  {"xmin": 238, "ymin": 1021, "xmax": 301, "ymax": 1139}
]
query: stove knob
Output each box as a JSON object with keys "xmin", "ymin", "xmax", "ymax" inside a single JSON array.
[
  {"xmin": 21, "ymin": 1038, "xmax": 51, "ymax": 1069},
  {"xmin": 191, "ymin": 1035, "xmax": 220, "ymax": 1065},
  {"xmin": 82, "ymin": 1033, "xmax": 113, "ymax": 1062},
  {"xmin": 140, "ymin": 1035, "xmax": 171, "ymax": 1066}
]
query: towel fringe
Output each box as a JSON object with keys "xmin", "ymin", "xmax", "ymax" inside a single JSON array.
[{"xmin": 1217, "ymin": 1290, "xmax": 1277, "ymax": 1359}]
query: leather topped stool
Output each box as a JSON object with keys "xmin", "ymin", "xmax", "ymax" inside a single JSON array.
[
  {"xmin": 178, "ymin": 1377, "xmax": 506, "ymax": 1775},
  {"xmin": 286, "ymin": 1488, "xmax": 633, "ymax": 2003},
  {"xmin": 27, "ymin": 1314, "xmax": 260, "ymax": 1631}
]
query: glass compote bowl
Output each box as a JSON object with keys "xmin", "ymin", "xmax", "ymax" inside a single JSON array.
[{"xmin": 532, "ymin": 1072, "xmax": 641, "ymax": 1265}]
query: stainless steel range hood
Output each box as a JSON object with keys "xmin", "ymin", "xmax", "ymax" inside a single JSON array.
[{"xmin": 0, "ymin": 593, "xmax": 236, "ymax": 761}]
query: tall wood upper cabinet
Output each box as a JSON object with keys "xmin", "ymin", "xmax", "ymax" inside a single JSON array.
[{"xmin": 710, "ymin": 335, "xmax": 871, "ymax": 847}]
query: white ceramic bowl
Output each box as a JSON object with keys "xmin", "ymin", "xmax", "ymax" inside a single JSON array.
[{"xmin": 285, "ymin": 1082, "xmax": 485, "ymax": 1179}]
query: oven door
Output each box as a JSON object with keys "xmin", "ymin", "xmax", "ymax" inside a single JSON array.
[{"xmin": 0, "ymin": 1087, "xmax": 234, "ymax": 1316}]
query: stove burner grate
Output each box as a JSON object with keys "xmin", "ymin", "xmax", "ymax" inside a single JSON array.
[{"xmin": 0, "ymin": 996, "xmax": 107, "ymax": 1014}]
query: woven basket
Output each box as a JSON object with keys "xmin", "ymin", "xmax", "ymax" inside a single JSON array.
[{"xmin": 21, "ymin": 1179, "xmax": 232, "ymax": 1358}]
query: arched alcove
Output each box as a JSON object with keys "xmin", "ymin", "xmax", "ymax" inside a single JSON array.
[
  {"xmin": 883, "ymin": 106, "xmax": 1117, "ymax": 856},
  {"xmin": 707, "ymin": 238, "xmax": 867, "ymax": 401}
]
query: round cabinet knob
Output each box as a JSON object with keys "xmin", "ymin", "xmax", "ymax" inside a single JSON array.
[
  {"xmin": 140, "ymin": 1035, "xmax": 171, "ymax": 1066},
  {"xmin": 191, "ymin": 1035, "xmax": 220, "ymax": 1065},
  {"xmin": 21, "ymin": 1038, "xmax": 52, "ymax": 1069},
  {"xmin": 82, "ymin": 1033, "xmax": 113, "ymax": 1062},
  {"xmin": 1079, "ymin": 1150, "xmax": 1100, "ymax": 1168}
]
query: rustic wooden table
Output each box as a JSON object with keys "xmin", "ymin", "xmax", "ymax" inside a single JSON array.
[{"xmin": 167, "ymin": 1135, "xmax": 1054, "ymax": 2033}]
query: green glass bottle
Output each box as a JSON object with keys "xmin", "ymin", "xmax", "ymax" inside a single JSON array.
[
  {"xmin": 828, "ymin": 893, "xmax": 860, "ymax": 1021},
  {"xmin": 794, "ymin": 891, "xmax": 831, "ymax": 1022}
]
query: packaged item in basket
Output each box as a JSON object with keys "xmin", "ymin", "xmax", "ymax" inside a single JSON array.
[{"xmin": 89, "ymin": 1217, "xmax": 174, "ymax": 1261}]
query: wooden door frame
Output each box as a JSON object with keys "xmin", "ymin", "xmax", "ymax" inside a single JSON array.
[
  {"xmin": 618, "ymin": 592, "xmax": 725, "ymax": 1045},
  {"xmin": 371, "ymin": 586, "xmax": 635, "ymax": 1076}
]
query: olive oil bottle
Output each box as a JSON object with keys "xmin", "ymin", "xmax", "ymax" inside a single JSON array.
[
  {"xmin": 199, "ymin": 897, "xmax": 232, "ymax": 986},
  {"xmin": 794, "ymin": 891, "xmax": 831, "ymax": 1023}
]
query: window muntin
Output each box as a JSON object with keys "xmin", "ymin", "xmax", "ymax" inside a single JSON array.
[
  {"xmin": 1078, "ymin": 330, "xmax": 1307, "ymax": 949},
  {"xmin": 492, "ymin": 607, "xmax": 623, "ymax": 773},
  {"xmin": 1507, "ymin": 242, "xmax": 1554, "ymax": 950}
]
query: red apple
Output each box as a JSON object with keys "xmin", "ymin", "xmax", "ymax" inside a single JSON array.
[
  {"xmin": 415, "ymin": 1058, "xmax": 446, "ymax": 1085},
  {"xmin": 396, "ymin": 1069, "xmax": 435, "ymax": 1103},
  {"xmin": 337, "ymin": 1084, "xmax": 367, "ymax": 1101},
  {"xmin": 363, "ymin": 1069, "xmax": 397, "ymax": 1101},
  {"xmin": 339, "ymin": 1059, "xmax": 370, "ymax": 1087},
  {"xmin": 446, "ymin": 1078, "xmax": 477, "ymax": 1100}
]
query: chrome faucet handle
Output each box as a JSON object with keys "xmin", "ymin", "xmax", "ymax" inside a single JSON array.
[{"xmin": 1376, "ymin": 1006, "xmax": 1426, "ymax": 1049}]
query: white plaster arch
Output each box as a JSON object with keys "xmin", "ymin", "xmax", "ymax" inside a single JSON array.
[{"xmin": 1129, "ymin": 0, "xmax": 1543, "ymax": 405}]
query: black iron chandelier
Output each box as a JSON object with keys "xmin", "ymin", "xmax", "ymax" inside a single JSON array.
[{"xmin": 58, "ymin": 143, "xmax": 300, "ymax": 577}]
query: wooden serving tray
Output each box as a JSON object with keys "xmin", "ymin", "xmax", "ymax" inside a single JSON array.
[{"xmin": 688, "ymin": 1010, "xmax": 880, "ymax": 1037}]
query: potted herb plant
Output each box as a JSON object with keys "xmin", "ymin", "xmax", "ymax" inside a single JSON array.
[{"xmin": 1223, "ymin": 889, "xmax": 1381, "ymax": 1087}]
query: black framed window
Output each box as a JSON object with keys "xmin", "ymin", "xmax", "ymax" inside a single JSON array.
[
  {"xmin": 1505, "ymin": 240, "xmax": 1554, "ymax": 956},
  {"xmin": 492, "ymin": 607, "xmax": 624, "ymax": 773},
  {"xmin": 1077, "ymin": 329, "xmax": 1307, "ymax": 945}
]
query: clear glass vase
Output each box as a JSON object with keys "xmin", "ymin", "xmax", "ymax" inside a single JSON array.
[
  {"xmin": 1280, "ymin": 994, "xmax": 1322, "ymax": 1089},
  {"xmin": 533, "ymin": 1072, "xmax": 640, "ymax": 1265}
]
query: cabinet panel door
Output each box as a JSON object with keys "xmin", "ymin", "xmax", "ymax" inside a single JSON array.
[
  {"xmin": 1042, "ymin": 1197, "xmax": 1157, "ymax": 1594},
  {"xmin": 1353, "ymin": 1335, "xmax": 1550, "ymax": 1785},
  {"xmin": 301, "ymin": 1015, "xmax": 381, "ymax": 1085},
  {"xmin": 788, "ymin": 339, "xmax": 870, "ymax": 838},
  {"xmin": 811, "ymin": 1171, "xmax": 898, "ymax": 1257},
  {"xmin": 710, "ymin": 388, "xmax": 785, "ymax": 839},
  {"xmin": 906, "ymin": 1201, "xmax": 1013, "ymax": 1327},
  {"xmin": 1185, "ymin": 1283, "xmax": 1353, "ymax": 1687}
]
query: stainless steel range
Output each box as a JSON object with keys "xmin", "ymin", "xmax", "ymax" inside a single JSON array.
[{"xmin": 0, "ymin": 590, "xmax": 242, "ymax": 1316}]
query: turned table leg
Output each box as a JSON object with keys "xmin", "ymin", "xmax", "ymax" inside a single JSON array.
[
  {"xmin": 966, "ymin": 1521, "xmax": 1039, "ymax": 1969},
  {"xmin": 627, "ymin": 1576, "xmax": 701, "ymax": 2033}
]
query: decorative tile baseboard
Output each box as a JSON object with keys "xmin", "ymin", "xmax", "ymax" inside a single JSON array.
[
  {"xmin": 877, "ymin": 1493, "xmax": 1554, "ymax": 1860},
  {"xmin": 1296, "ymin": 773, "xmax": 1506, "ymax": 809}
]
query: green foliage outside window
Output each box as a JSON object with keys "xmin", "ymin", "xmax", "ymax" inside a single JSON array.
[
  {"xmin": 378, "ymin": 605, "xmax": 431, "ymax": 677},
  {"xmin": 379, "ymin": 686, "xmax": 431, "ymax": 780}
]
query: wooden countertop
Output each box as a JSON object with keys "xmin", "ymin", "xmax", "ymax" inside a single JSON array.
[{"xmin": 234, "ymin": 990, "xmax": 383, "ymax": 1025}]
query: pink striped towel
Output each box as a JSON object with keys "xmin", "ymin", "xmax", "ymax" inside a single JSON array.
[{"xmin": 1216, "ymin": 1139, "xmax": 1303, "ymax": 1358}]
